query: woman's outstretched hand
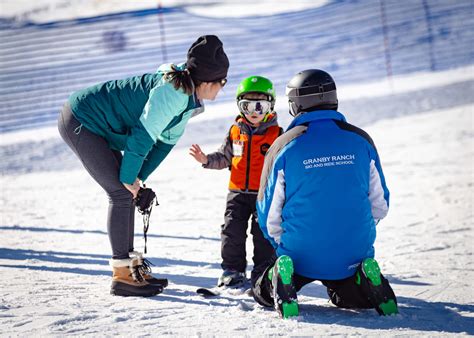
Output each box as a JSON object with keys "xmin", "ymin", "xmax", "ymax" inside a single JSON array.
[
  {"xmin": 123, "ymin": 178, "xmax": 141, "ymax": 199},
  {"xmin": 189, "ymin": 144, "xmax": 208, "ymax": 164}
]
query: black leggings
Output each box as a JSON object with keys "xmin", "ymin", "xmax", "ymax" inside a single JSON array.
[{"xmin": 58, "ymin": 103, "xmax": 135, "ymax": 259}]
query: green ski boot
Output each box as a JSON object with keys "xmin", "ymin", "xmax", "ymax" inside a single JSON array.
[
  {"xmin": 358, "ymin": 258, "xmax": 398, "ymax": 316},
  {"xmin": 269, "ymin": 255, "xmax": 299, "ymax": 319}
]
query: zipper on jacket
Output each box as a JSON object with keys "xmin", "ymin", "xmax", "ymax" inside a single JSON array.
[{"xmin": 244, "ymin": 130, "xmax": 253, "ymax": 191}]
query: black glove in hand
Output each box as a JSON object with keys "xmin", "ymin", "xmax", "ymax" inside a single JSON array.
[{"xmin": 135, "ymin": 187, "xmax": 157, "ymax": 214}]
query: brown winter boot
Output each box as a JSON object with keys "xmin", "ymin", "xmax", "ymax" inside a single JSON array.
[
  {"xmin": 130, "ymin": 251, "xmax": 169, "ymax": 288},
  {"xmin": 110, "ymin": 257, "xmax": 163, "ymax": 297}
]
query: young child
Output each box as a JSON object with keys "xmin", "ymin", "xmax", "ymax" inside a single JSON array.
[{"xmin": 189, "ymin": 76, "xmax": 282, "ymax": 287}]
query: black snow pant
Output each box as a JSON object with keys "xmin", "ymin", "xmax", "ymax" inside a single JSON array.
[
  {"xmin": 58, "ymin": 103, "xmax": 135, "ymax": 259},
  {"xmin": 252, "ymin": 256, "xmax": 394, "ymax": 309},
  {"xmin": 221, "ymin": 191, "xmax": 275, "ymax": 277}
]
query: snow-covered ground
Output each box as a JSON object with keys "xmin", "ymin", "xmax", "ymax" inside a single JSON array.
[
  {"xmin": 0, "ymin": 0, "xmax": 325, "ymax": 22},
  {"xmin": 1, "ymin": 0, "xmax": 473, "ymax": 336},
  {"xmin": 1, "ymin": 87, "xmax": 473, "ymax": 336}
]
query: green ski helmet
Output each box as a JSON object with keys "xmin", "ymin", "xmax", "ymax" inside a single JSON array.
[{"xmin": 236, "ymin": 76, "xmax": 276, "ymax": 111}]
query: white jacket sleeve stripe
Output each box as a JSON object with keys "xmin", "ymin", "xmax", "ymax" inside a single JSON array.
[
  {"xmin": 267, "ymin": 169, "xmax": 286, "ymax": 244},
  {"xmin": 369, "ymin": 159, "xmax": 389, "ymax": 220}
]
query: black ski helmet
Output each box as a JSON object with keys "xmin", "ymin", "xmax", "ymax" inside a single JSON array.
[{"xmin": 286, "ymin": 69, "xmax": 338, "ymax": 117}]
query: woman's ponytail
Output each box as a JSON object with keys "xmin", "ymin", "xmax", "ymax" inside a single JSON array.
[{"xmin": 164, "ymin": 65, "xmax": 196, "ymax": 96}]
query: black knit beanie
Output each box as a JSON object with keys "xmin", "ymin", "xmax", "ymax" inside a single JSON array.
[{"xmin": 187, "ymin": 35, "xmax": 229, "ymax": 82}]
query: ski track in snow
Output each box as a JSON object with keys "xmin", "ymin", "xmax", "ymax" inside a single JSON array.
[{"xmin": 0, "ymin": 104, "xmax": 473, "ymax": 336}]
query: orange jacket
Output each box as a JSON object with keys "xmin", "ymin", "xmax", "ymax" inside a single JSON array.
[{"xmin": 203, "ymin": 114, "xmax": 282, "ymax": 192}]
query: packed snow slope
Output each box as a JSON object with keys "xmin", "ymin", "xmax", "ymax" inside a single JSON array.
[{"xmin": 0, "ymin": 93, "xmax": 473, "ymax": 336}]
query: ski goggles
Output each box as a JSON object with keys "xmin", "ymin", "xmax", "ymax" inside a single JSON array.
[{"xmin": 238, "ymin": 99, "xmax": 272, "ymax": 115}]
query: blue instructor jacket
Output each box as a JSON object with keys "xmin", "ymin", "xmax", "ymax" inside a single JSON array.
[{"xmin": 257, "ymin": 110, "xmax": 389, "ymax": 280}]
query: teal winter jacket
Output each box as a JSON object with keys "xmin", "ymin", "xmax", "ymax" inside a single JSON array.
[{"xmin": 68, "ymin": 63, "xmax": 203, "ymax": 184}]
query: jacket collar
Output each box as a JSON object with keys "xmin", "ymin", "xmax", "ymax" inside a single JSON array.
[
  {"xmin": 189, "ymin": 93, "xmax": 205, "ymax": 118},
  {"xmin": 286, "ymin": 110, "xmax": 346, "ymax": 131},
  {"xmin": 236, "ymin": 113, "xmax": 279, "ymax": 134},
  {"xmin": 157, "ymin": 62, "xmax": 205, "ymax": 118}
]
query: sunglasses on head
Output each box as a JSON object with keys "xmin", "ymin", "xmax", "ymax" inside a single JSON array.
[{"xmin": 238, "ymin": 99, "xmax": 272, "ymax": 116}]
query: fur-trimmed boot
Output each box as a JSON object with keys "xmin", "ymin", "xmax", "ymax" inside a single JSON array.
[
  {"xmin": 130, "ymin": 251, "xmax": 169, "ymax": 288},
  {"xmin": 110, "ymin": 257, "xmax": 163, "ymax": 297}
]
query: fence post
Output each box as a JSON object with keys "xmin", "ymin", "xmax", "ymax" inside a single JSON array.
[
  {"xmin": 379, "ymin": 0, "xmax": 393, "ymax": 88},
  {"xmin": 158, "ymin": 1, "xmax": 168, "ymax": 63},
  {"xmin": 422, "ymin": 0, "xmax": 436, "ymax": 71}
]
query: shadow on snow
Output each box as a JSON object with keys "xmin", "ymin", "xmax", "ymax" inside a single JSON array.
[
  {"xmin": 296, "ymin": 298, "xmax": 474, "ymax": 334},
  {"xmin": 0, "ymin": 247, "xmax": 220, "ymax": 286},
  {"xmin": 0, "ymin": 225, "xmax": 219, "ymax": 242},
  {"xmin": 0, "ymin": 247, "xmax": 473, "ymax": 333}
]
